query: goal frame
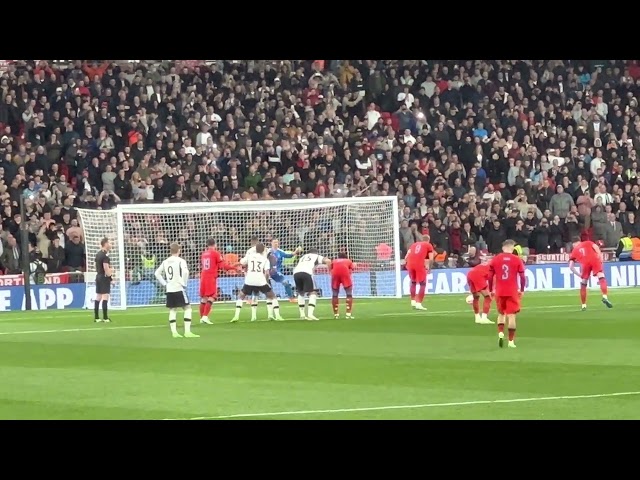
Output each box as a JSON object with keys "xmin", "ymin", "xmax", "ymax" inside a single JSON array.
[{"xmin": 84, "ymin": 196, "xmax": 401, "ymax": 309}]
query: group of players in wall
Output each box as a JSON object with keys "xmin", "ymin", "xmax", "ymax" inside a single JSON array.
[{"xmin": 92, "ymin": 232, "xmax": 613, "ymax": 347}]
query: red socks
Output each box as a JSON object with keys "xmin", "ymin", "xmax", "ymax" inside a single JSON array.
[
  {"xmin": 199, "ymin": 303, "xmax": 205, "ymax": 317},
  {"xmin": 416, "ymin": 283, "xmax": 426, "ymax": 304},
  {"xmin": 472, "ymin": 297, "xmax": 480, "ymax": 314},
  {"xmin": 508, "ymin": 328, "xmax": 516, "ymax": 342},
  {"xmin": 580, "ymin": 285, "xmax": 587, "ymax": 304},
  {"xmin": 482, "ymin": 295, "xmax": 492, "ymax": 314},
  {"xmin": 346, "ymin": 296, "xmax": 353, "ymax": 313},
  {"xmin": 332, "ymin": 297, "xmax": 339, "ymax": 314},
  {"xmin": 497, "ymin": 323, "xmax": 505, "ymax": 334},
  {"xmin": 410, "ymin": 282, "xmax": 416, "ymax": 301},
  {"xmin": 598, "ymin": 277, "xmax": 608, "ymax": 295}
]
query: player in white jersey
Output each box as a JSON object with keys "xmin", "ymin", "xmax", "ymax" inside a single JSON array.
[
  {"xmin": 232, "ymin": 243, "xmax": 284, "ymax": 323},
  {"xmin": 293, "ymin": 248, "xmax": 332, "ymax": 321},
  {"xmin": 244, "ymin": 235, "xmax": 269, "ymax": 305},
  {"xmin": 245, "ymin": 235, "xmax": 269, "ymax": 258},
  {"xmin": 154, "ymin": 242, "xmax": 199, "ymax": 338}
]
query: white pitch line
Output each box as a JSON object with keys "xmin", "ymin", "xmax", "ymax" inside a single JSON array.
[
  {"xmin": 0, "ymin": 324, "xmax": 164, "ymax": 336},
  {"xmin": 165, "ymin": 391, "xmax": 640, "ymax": 420}
]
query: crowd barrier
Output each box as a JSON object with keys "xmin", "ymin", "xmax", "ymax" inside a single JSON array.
[{"xmin": 0, "ymin": 263, "xmax": 638, "ymax": 311}]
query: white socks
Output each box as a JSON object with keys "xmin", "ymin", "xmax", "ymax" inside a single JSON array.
[
  {"xmin": 169, "ymin": 308, "xmax": 177, "ymax": 334},
  {"xmin": 234, "ymin": 299, "xmax": 243, "ymax": 318},
  {"xmin": 184, "ymin": 305, "xmax": 192, "ymax": 333},
  {"xmin": 308, "ymin": 294, "xmax": 317, "ymax": 317}
]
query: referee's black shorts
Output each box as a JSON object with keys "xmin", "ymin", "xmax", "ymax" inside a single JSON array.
[{"xmin": 96, "ymin": 275, "xmax": 111, "ymax": 295}]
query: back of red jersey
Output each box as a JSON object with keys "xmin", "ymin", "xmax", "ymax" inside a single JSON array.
[
  {"xmin": 470, "ymin": 263, "xmax": 491, "ymax": 280},
  {"xmin": 489, "ymin": 253, "xmax": 525, "ymax": 296},
  {"xmin": 406, "ymin": 241, "xmax": 434, "ymax": 264},
  {"xmin": 332, "ymin": 258, "xmax": 353, "ymax": 277},
  {"xmin": 570, "ymin": 241, "xmax": 599, "ymax": 264},
  {"xmin": 201, "ymin": 249, "xmax": 222, "ymax": 277}
]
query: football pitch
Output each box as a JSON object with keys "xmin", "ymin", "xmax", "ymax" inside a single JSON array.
[{"xmin": 0, "ymin": 289, "xmax": 639, "ymax": 420}]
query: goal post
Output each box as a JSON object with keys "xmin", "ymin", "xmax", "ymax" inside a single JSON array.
[{"xmin": 78, "ymin": 196, "xmax": 401, "ymax": 310}]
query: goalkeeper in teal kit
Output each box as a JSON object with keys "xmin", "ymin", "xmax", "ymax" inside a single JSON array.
[{"xmin": 269, "ymin": 239, "xmax": 302, "ymax": 300}]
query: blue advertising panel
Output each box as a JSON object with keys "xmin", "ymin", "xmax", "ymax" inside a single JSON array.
[{"xmin": 0, "ymin": 262, "xmax": 637, "ymax": 311}]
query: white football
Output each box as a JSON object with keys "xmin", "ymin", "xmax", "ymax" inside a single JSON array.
[{"xmin": 465, "ymin": 294, "xmax": 474, "ymax": 304}]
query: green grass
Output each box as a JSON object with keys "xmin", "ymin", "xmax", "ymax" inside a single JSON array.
[{"xmin": 1, "ymin": 289, "xmax": 639, "ymax": 420}]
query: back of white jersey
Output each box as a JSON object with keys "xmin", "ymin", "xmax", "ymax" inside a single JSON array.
[
  {"xmin": 241, "ymin": 253, "xmax": 270, "ymax": 286},
  {"xmin": 155, "ymin": 256, "xmax": 189, "ymax": 293},
  {"xmin": 293, "ymin": 253, "xmax": 325, "ymax": 275},
  {"xmin": 246, "ymin": 246, "xmax": 268, "ymax": 258}
]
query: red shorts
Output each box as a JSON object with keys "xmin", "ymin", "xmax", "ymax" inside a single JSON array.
[
  {"xmin": 407, "ymin": 264, "xmax": 427, "ymax": 283},
  {"xmin": 331, "ymin": 274, "xmax": 353, "ymax": 291},
  {"xmin": 466, "ymin": 274, "xmax": 488, "ymax": 294},
  {"xmin": 199, "ymin": 276, "xmax": 217, "ymax": 298},
  {"xmin": 580, "ymin": 260, "xmax": 603, "ymax": 280},
  {"xmin": 496, "ymin": 295, "xmax": 521, "ymax": 315}
]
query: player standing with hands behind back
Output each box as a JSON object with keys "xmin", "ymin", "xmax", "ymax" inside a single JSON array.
[
  {"xmin": 155, "ymin": 243, "xmax": 199, "ymax": 338},
  {"xmin": 405, "ymin": 236, "xmax": 435, "ymax": 310},
  {"xmin": 488, "ymin": 240, "xmax": 526, "ymax": 348},
  {"xmin": 94, "ymin": 237, "xmax": 112, "ymax": 323}
]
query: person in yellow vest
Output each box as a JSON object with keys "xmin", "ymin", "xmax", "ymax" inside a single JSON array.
[
  {"xmin": 132, "ymin": 243, "xmax": 163, "ymax": 300},
  {"xmin": 631, "ymin": 236, "xmax": 640, "ymax": 261},
  {"xmin": 513, "ymin": 244, "xmax": 528, "ymax": 262},
  {"xmin": 616, "ymin": 235, "xmax": 633, "ymax": 260}
]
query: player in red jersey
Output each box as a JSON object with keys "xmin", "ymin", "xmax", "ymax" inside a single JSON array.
[
  {"xmin": 568, "ymin": 236, "xmax": 612, "ymax": 310},
  {"xmin": 466, "ymin": 263, "xmax": 494, "ymax": 324},
  {"xmin": 331, "ymin": 252, "xmax": 354, "ymax": 319},
  {"xmin": 488, "ymin": 240, "xmax": 526, "ymax": 348},
  {"xmin": 199, "ymin": 238, "xmax": 237, "ymax": 324},
  {"xmin": 405, "ymin": 237, "xmax": 435, "ymax": 310}
]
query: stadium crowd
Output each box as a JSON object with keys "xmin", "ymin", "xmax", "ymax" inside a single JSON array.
[{"xmin": 1, "ymin": 59, "xmax": 640, "ymax": 275}]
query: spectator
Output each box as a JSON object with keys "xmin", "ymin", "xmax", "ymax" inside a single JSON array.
[
  {"xmin": 549, "ymin": 185, "xmax": 575, "ymax": 219},
  {"xmin": 605, "ymin": 212, "xmax": 624, "ymax": 248}
]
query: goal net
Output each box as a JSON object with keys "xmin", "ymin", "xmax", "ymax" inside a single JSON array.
[{"xmin": 77, "ymin": 197, "xmax": 401, "ymax": 310}]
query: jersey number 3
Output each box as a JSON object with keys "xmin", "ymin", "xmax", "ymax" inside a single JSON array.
[{"xmin": 501, "ymin": 264, "xmax": 509, "ymax": 280}]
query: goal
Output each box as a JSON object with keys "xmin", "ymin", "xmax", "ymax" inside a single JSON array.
[{"xmin": 77, "ymin": 197, "xmax": 401, "ymax": 310}]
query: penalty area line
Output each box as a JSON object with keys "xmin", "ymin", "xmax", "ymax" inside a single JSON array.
[{"xmin": 166, "ymin": 391, "xmax": 640, "ymax": 420}]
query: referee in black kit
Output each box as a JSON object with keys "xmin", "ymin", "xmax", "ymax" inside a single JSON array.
[{"xmin": 94, "ymin": 237, "xmax": 113, "ymax": 323}]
